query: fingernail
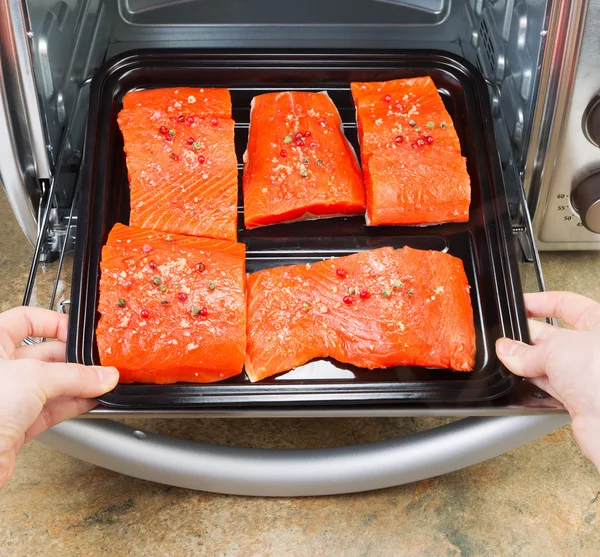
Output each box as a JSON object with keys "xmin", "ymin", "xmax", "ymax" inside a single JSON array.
[
  {"xmin": 96, "ymin": 366, "xmax": 119, "ymax": 384},
  {"xmin": 496, "ymin": 338, "xmax": 518, "ymax": 357}
]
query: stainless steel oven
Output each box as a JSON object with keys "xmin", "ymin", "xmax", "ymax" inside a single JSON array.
[{"xmin": 0, "ymin": 0, "xmax": 596, "ymax": 496}]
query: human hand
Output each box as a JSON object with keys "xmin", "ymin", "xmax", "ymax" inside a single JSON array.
[
  {"xmin": 0, "ymin": 306, "xmax": 119, "ymax": 489},
  {"xmin": 496, "ymin": 291, "xmax": 600, "ymax": 471}
]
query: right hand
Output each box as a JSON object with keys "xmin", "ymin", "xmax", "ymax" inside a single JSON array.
[{"xmin": 496, "ymin": 291, "xmax": 600, "ymax": 471}]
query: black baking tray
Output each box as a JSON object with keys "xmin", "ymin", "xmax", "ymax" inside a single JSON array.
[{"xmin": 67, "ymin": 49, "xmax": 528, "ymax": 408}]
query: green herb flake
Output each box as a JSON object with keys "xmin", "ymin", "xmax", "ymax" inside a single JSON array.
[
  {"xmin": 381, "ymin": 287, "xmax": 392, "ymax": 298},
  {"xmin": 161, "ymin": 300, "xmax": 169, "ymax": 305},
  {"xmin": 316, "ymin": 159, "xmax": 324, "ymax": 167},
  {"xmin": 168, "ymin": 128, "xmax": 176, "ymax": 136},
  {"xmin": 153, "ymin": 276, "xmax": 162, "ymax": 286},
  {"xmin": 160, "ymin": 285, "xmax": 167, "ymax": 293},
  {"xmin": 302, "ymin": 302, "xmax": 310, "ymax": 311},
  {"xmin": 440, "ymin": 121, "xmax": 447, "ymax": 129},
  {"xmin": 192, "ymin": 141, "xmax": 202, "ymax": 150},
  {"xmin": 392, "ymin": 280, "xmax": 403, "ymax": 290},
  {"xmin": 208, "ymin": 281, "xmax": 217, "ymax": 291},
  {"xmin": 283, "ymin": 135, "xmax": 293, "ymax": 144},
  {"xmin": 415, "ymin": 126, "xmax": 421, "ymax": 133},
  {"xmin": 191, "ymin": 306, "xmax": 200, "ymax": 317},
  {"xmin": 117, "ymin": 299, "xmax": 127, "ymax": 308},
  {"xmin": 348, "ymin": 286, "xmax": 357, "ymax": 295},
  {"xmin": 302, "ymin": 157, "xmax": 310, "ymax": 165},
  {"xmin": 408, "ymin": 288, "xmax": 414, "ymax": 297},
  {"xmin": 427, "ymin": 121, "xmax": 435, "ymax": 130},
  {"xmin": 409, "ymin": 120, "xmax": 416, "ymax": 127},
  {"xmin": 300, "ymin": 164, "xmax": 309, "ymax": 179}
]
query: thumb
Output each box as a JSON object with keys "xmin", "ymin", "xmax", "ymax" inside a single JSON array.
[
  {"xmin": 495, "ymin": 338, "xmax": 548, "ymax": 378},
  {"xmin": 25, "ymin": 361, "xmax": 120, "ymax": 401}
]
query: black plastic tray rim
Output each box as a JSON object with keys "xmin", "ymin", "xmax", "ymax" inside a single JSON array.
[{"xmin": 67, "ymin": 48, "xmax": 528, "ymax": 409}]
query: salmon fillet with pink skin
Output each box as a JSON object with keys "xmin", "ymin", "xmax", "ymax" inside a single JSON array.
[
  {"xmin": 351, "ymin": 77, "xmax": 471, "ymax": 226},
  {"xmin": 245, "ymin": 246, "xmax": 476, "ymax": 382},
  {"xmin": 96, "ymin": 223, "xmax": 246, "ymax": 384},
  {"xmin": 118, "ymin": 88, "xmax": 238, "ymax": 241},
  {"xmin": 243, "ymin": 91, "xmax": 366, "ymax": 228}
]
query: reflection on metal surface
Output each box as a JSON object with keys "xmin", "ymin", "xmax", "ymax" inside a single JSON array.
[
  {"xmin": 524, "ymin": 0, "xmax": 586, "ymax": 219},
  {"xmin": 120, "ymin": 0, "xmax": 451, "ymax": 25},
  {"xmin": 0, "ymin": 0, "xmax": 44, "ymax": 243},
  {"xmin": 0, "ymin": 78, "xmax": 38, "ymax": 242},
  {"xmin": 529, "ymin": 0, "xmax": 600, "ymax": 248},
  {"xmin": 572, "ymin": 170, "xmax": 600, "ymax": 234},
  {"xmin": 4, "ymin": 0, "xmax": 51, "ymax": 178},
  {"xmin": 374, "ymin": 0, "xmax": 447, "ymax": 16},
  {"xmin": 583, "ymin": 95, "xmax": 600, "ymax": 148}
]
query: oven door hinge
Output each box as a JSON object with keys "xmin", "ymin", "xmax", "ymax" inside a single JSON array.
[
  {"xmin": 512, "ymin": 169, "xmax": 537, "ymax": 264},
  {"xmin": 41, "ymin": 207, "xmax": 77, "ymax": 264},
  {"xmin": 33, "ymin": 178, "xmax": 77, "ymax": 265},
  {"xmin": 513, "ymin": 226, "xmax": 535, "ymax": 263}
]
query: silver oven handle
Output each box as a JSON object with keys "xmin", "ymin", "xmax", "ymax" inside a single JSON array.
[{"xmin": 39, "ymin": 415, "xmax": 568, "ymax": 496}]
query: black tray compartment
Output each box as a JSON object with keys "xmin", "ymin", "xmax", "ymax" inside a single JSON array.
[{"xmin": 67, "ymin": 49, "xmax": 527, "ymax": 408}]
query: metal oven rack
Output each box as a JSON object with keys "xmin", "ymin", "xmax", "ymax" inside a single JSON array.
[{"xmin": 18, "ymin": 78, "xmax": 568, "ymax": 496}]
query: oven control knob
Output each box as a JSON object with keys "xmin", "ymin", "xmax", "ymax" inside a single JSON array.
[
  {"xmin": 572, "ymin": 170, "xmax": 600, "ymax": 233},
  {"xmin": 583, "ymin": 95, "xmax": 600, "ymax": 147}
]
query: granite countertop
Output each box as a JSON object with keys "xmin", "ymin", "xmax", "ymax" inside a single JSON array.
[{"xmin": 1, "ymin": 191, "xmax": 600, "ymax": 556}]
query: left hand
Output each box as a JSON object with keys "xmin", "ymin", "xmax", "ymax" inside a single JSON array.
[{"xmin": 0, "ymin": 306, "xmax": 119, "ymax": 489}]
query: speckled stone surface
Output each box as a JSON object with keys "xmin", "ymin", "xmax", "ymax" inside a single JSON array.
[{"xmin": 1, "ymin": 190, "xmax": 600, "ymax": 556}]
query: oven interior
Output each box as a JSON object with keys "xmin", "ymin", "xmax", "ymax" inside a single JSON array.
[{"xmin": 24, "ymin": 0, "xmax": 548, "ymax": 257}]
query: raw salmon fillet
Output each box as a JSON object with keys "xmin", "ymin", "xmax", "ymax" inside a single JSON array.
[
  {"xmin": 96, "ymin": 223, "xmax": 246, "ymax": 384},
  {"xmin": 122, "ymin": 87, "xmax": 232, "ymax": 119},
  {"xmin": 118, "ymin": 87, "xmax": 238, "ymax": 241},
  {"xmin": 243, "ymin": 91, "xmax": 366, "ymax": 228},
  {"xmin": 246, "ymin": 246, "xmax": 475, "ymax": 382},
  {"xmin": 351, "ymin": 77, "xmax": 471, "ymax": 226}
]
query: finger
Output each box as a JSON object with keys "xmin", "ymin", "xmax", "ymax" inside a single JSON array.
[
  {"xmin": 527, "ymin": 376, "xmax": 566, "ymax": 406},
  {"xmin": 25, "ymin": 361, "xmax": 119, "ymax": 400},
  {"xmin": 524, "ymin": 292, "xmax": 600, "ymax": 330},
  {"xmin": 0, "ymin": 307, "xmax": 69, "ymax": 358},
  {"xmin": 13, "ymin": 341, "xmax": 66, "ymax": 363},
  {"xmin": 0, "ymin": 449, "xmax": 16, "ymax": 491},
  {"xmin": 495, "ymin": 337, "xmax": 549, "ymax": 378},
  {"xmin": 528, "ymin": 319, "xmax": 559, "ymax": 345},
  {"xmin": 24, "ymin": 398, "xmax": 97, "ymax": 443}
]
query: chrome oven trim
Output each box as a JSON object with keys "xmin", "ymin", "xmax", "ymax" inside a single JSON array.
[
  {"xmin": 0, "ymin": 0, "xmax": 51, "ymax": 243},
  {"xmin": 523, "ymin": 0, "xmax": 589, "ymax": 223}
]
